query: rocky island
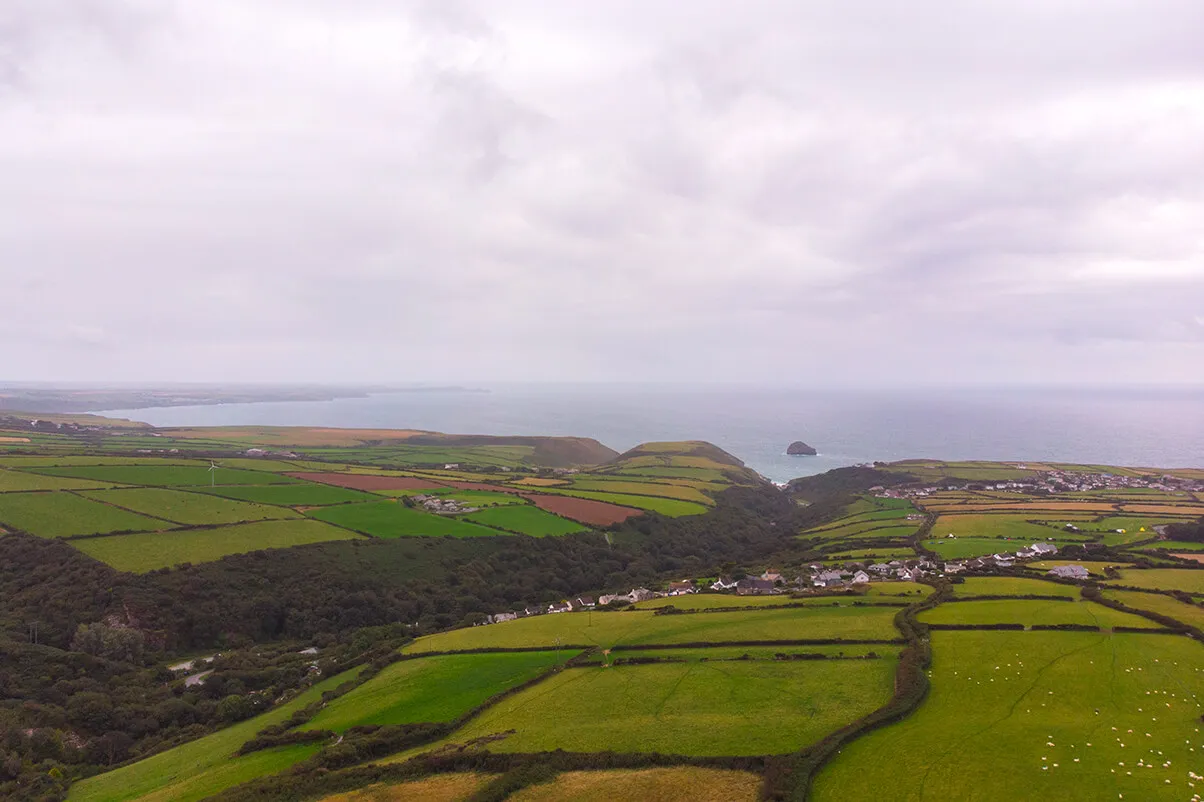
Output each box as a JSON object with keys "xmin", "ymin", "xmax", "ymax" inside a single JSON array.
[{"xmin": 787, "ymin": 440, "xmax": 817, "ymax": 456}]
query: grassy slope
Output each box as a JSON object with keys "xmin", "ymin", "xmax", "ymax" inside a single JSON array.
[
  {"xmin": 534, "ymin": 488, "xmax": 709, "ymax": 517},
  {"xmin": 950, "ymin": 577, "xmax": 1081, "ymax": 598},
  {"xmin": 404, "ymin": 607, "xmax": 899, "ymax": 653},
  {"xmin": 302, "ymin": 651, "xmax": 564, "ymax": 732},
  {"xmin": 0, "ymin": 469, "xmax": 117, "ymax": 492},
  {"xmin": 68, "ymin": 669, "xmax": 360, "ymax": 802},
  {"xmin": 26, "ymin": 465, "xmax": 302, "ymax": 487},
  {"xmin": 452, "ymin": 657, "xmax": 897, "ymax": 756},
  {"xmin": 307, "ymin": 502, "xmax": 507, "ymax": 539},
  {"xmin": 78, "ymin": 488, "xmax": 298, "ymax": 525},
  {"xmin": 813, "ymin": 631, "xmax": 1204, "ymax": 801},
  {"xmin": 73, "ymin": 519, "xmax": 362, "ymax": 572},
  {"xmin": 462, "ymin": 505, "xmax": 586, "ymax": 536},
  {"xmin": 919, "ymin": 599, "xmax": 1163, "ymax": 629},
  {"xmin": 0, "ymin": 492, "xmax": 171, "ymax": 537},
  {"xmin": 509, "ymin": 768, "xmax": 761, "ymax": 802},
  {"xmin": 196, "ymin": 483, "xmax": 380, "ymax": 506},
  {"xmin": 1105, "ymin": 569, "xmax": 1204, "ymax": 594}
]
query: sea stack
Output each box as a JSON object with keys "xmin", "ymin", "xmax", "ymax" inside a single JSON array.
[{"xmin": 787, "ymin": 441, "xmax": 817, "ymax": 456}]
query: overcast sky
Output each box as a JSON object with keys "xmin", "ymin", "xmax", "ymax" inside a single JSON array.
[{"xmin": 2, "ymin": 1, "xmax": 1203, "ymax": 385}]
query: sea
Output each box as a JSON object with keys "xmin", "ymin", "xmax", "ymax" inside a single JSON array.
[{"xmin": 93, "ymin": 385, "xmax": 1204, "ymax": 485}]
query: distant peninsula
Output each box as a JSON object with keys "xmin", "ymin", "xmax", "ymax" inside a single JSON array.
[{"xmin": 787, "ymin": 440, "xmax": 817, "ymax": 456}]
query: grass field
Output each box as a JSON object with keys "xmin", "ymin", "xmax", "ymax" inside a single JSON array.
[
  {"xmin": 921, "ymin": 537, "xmax": 1029, "ymax": 559},
  {"xmin": 319, "ymin": 774, "xmax": 493, "ymax": 802},
  {"xmin": 0, "ymin": 468, "xmax": 117, "ymax": 492},
  {"xmin": 431, "ymin": 489, "xmax": 525, "ymax": 507},
  {"xmin": 919, "ymin": 599, "xmax": 1162, "ymax": 629},
  {"xmin": 813, "ymin": 631, "xmax": 1204, "ymax": 801},
  {"xmin": 78, "ymin": 488, "xmax": 299, "ymax": 526},
  {"xmin": 27, "ymin": 465, "xmax": 303, "ymax": 487},
  {"xmin": 825, "ymin": 548, "xmax": 917, "ymax": 560},
  {"xmin": 451, "ymin": 656, "xmax": 898, "ymax": 756},
  {"xmin": 73, "ymin": 519, "xmax": 363, "ymax": 572},
  {"xmin": 68, "ymin": 669, "xmax": 360, "ymax": 802},
  {"xmin": 302, "ymin": 652, "xmax": 565, "ymax": 733},
  {"xmin": 509, "ymin": 768, "xmax": 761, "ymax": 802},
  {"xmin": 1028, "ymin": 560, "xmax": 1132, "ymax": 576},
  {"xmin": 801, "ymin": 520, "xmax": 919, "ymax": 541},
  {"xmin": 307, "ymin": 501, "xmax": 506, "ymax": 539},
  {"xmin": 405, "ymin": 606, "xmax": 900, "ymax": 653},
  {"xmin": 535, "ymin": 488, "xmax": 708, "ymax": 517},
  {"xmin": 609, "ymin": 644, "xmax": 896, "ymax": 662},
  {"xmin": 951, "ymin": 576, "xmax": 1081, "ymax": 598},
  {"xmin": 566, "ymin": 478, "xmax": 715, "ymax": 505},
  {"xmin": 0, "ymin": 491, "xmax": 171, "ymax": 538},
  {"xmin": 1102, "ymin": 589, "xmax": 1204, "ymax": 630},
  {"xmin": 1105, "ymin": 569, "xmax": 1204, "ymax": 594},
  {"xmin": 196, "ymin": 483, "xmax": 380, "ymax": 507},
  {"xmin": 462, "ymin": 505, "xmax": 586, "ymax": 536},
  {"xmin": 929, "ymin": 514, "xmax": 1081, "ymax": 542}
]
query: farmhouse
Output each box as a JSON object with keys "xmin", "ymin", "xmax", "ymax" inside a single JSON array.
[
  {"xmin": 761, "ymin": 570, "xmax": 784, "ymax": 583},
  {"xmin": 943, "ymin": 562, "xmax": 965, "ymax": 574},
  {"xmin": 572, "ymin": 596, "xmax": 596, "ymax": 609},
  {"xmin": 736, "ymin": 578, "xmax": 776, "ymax": 596},
  {"xmin": 668, "ymin": 580, "xmax": 696, "ymax": 595},
  {"xmin": 851, "ymin": 570, "xmax": 870, "ymax": 584},
  {"xmin": 1049, "ymin": 564, "xmax": 1090, "ymax": 579},
  {"xmin": 1031, "ymin": 542, "xmax": 1058, "ymax": 556},
  {"xmin": 868, "ymin": 563, "xmax": 893, "ymax": 575},
  {"xmin": 711, "ymin": 576, "xmax": 738, "ymax": 591}
]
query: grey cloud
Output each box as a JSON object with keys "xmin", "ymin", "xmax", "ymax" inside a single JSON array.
[{"xmin": 1, "ymin": 0, "xmax": 1203, "ymax": 385}]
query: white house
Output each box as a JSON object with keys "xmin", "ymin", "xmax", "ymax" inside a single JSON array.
[
  {"xmin": 1031, "ymin": 543, "xmax": 1058, "ymax": 556},
  {"xmin": 851, "ymin": 570, "xmax": 871, "ymax": 584},
  {"xmin": 1049, "ymin": 564, "xmax": 1089, "ymax": 580}
]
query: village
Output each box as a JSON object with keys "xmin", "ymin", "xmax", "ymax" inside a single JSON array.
[
  {"xmin": 481, "ymin": 540, "xmax": 1092, "ymax": 625},
  {"xmin": 872, "ymin": 467, "xmax": 1204, "ymax": 500}
]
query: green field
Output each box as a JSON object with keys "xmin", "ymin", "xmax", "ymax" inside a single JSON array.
[
  {"xmin": 609, "ymin": 644, "xmax": 896, "ymax": 662},
  {"xmin": 431, "ymin": 489, "xmax": 526, "ymax": 507},
  {"xmin": 930, "ymin": 514, "xmax": 1081, "ymax": 542},
  {"xmin": 921, "ymin": 537, "xmax": 1023, "ymax": 559},
  {"xmin": 196, "ymin": 483, "xmax": 380, "ymax": 507},
  {"xmin": 813, "ymin": 631, "xmax": 1204, "ymax": 801},
  {"xmin": 566, "ymin": 478, "xmax": 714, "ymax": 505},
  {"xmin": 951, "ymin": 576, "xmax": 1081, "ymax": 598},
  {"xmin": 302, "ymin": 651, "xmax": 565, "ymax": 733},
  {"xmin": 0, "ymin": 468, "xmax": 117, "ymax": 492},
  {"xmin": 68, "ymin": 669, "xmax": 359, "ymax": 802},
  {"xmin": 78, "ymin": 488, "xmax": 299, "ymax": 526},
  {"xmin": 919, "ymin": 599, "xmax": 1162, "ymax": 629},
  {"xmin": 801, "ymin": 520, "xmax": 920, "ymax": 542},
  {"xmin": 535, "ymin": 488, "xmax": 708, "ymax": 517},
  {"xmin": 405, "ymin": 606, "xmax": 900, "ymax": 653},
  {"xmin": 0, "ymin": 491, "xmax": 171, "ymax": 538},
  {"xmin": 1102, "ymin": 589, "xmax": 1204, "ymax": 630},
  {"xmin": 450, "ymin": 656, "xmax": 897, "ymax": 756},
  {"xmin": 508, "ymin": 768, "xmax": 760, "ymax": 802},
  {"xmin": 26, "ymin": 465, "xmax": 303, "ymax": 487},
  {"xmin": 614, "ymin": 466, "xmax": 731, "ymax": 483},
  {"xmin": 307, "ymin": 501, "xmax": 506, "ymax": 539},
  {"xmin": 1105, "ymin": 569, "xmax": 1204, "ymax": 594},
  {"xmin": 73, "ymin": 519, "xmax": 363, "ymax": 572},
  {"xmin": 462, "ymin": 504, "xmax": 586, "ymax": 536}
]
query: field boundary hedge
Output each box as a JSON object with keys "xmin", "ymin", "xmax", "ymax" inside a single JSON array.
[{"xmin": 771, "ymin": 581, "xmax": 947, "ymax": 801}]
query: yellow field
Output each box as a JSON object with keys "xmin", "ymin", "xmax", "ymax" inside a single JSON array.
[
  {"xmin": 1119, "ymin": 503, "xmax": 1204, "ymax": 516},
  {"xmin": 318, "ymin": 773, "xmax": 491, "ymax": 802},
  {"xmin": 509, "ymin": 768, "xmax": 761, "ymax": 802}
]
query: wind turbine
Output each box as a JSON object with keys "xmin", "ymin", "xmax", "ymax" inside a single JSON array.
[{"xmin": 208, "ymin": 460, "xmax": 220, "ymax": 487}]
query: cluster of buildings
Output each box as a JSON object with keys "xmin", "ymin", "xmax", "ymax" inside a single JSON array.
[
  {"xmin": 875, "ymin": 468, "xmax": 1203, "ymax": 500},
  {"xmin": 411, "ymin": 494, "xmax": 477, "ymax": 514},
  {"xmin": 477, "ymin": 547, "xmax": 1096, "ymax": 625}
]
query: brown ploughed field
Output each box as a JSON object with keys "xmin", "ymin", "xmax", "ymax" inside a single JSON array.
[{"xmin": 523, "ymin": 493, "xmax": 642, "ymax": 525}]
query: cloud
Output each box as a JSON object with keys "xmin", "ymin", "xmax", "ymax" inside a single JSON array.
[{"xmin": 0, "ymin": 0, "xmax": 1202, "ymax": 385}]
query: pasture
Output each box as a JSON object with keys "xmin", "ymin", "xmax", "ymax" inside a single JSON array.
[
  {"xmin": 432, "ymin": 489, "xmax": 526, "ymax": 507},
  {"xmin": 0, "ymin": 469, "xmax": 116, "ymax": 492},
  {"xmin": 78, "ymin": 488, "xmax": 298, "ymax": 526},
  {"xmin": 307, "ymin": 501, "xmax": 505, "ymax": 539},
  {"xmin": 509, "ymin": 768, "xmax": 761, "ymax": 802},
  {"xmin": 302, "ymin": 651, "xmax": 565, "ymax": 733},
  {"xmin": 197, "ymin": 483, "xmax": 379, "ymax": 507},
  {"xmin": 919, "ymin": 599, "xmax": 1162, "ymax": 629},
  {"xmin": 451, "ymin": 656, "xmax": 898, "ymax": 756},
  {"xmin": 813, "ymin": 631, "xmax": 1204, "ymax": 801},
  {"xmin": 929, "ymin": 514, "xmax": 1080, "ymax": 542},
  {"xmin": 27, "ymin": 465, "xmax": 302, "ymax": 487},
  {"xmin": 951, "ymin": 576, "xmax": 1080, "ymax": 598},
  {"xmin": 68, "ymin": 669, "xmax": 361, "ymax": 802},
  {"xmin": 566, "ymin": 478, "xmax": 715, "ymax": 505},
  {"xmin": 404, "ymin": 606, "xmax": 900, "ymax": 653},
  {"xmin": 74, "ymin": 519, "xmax": 362, "ymax": 573},
  {"xmin": 319, "ymin": 774, "xmax": 493, "ymax": 802},
  {"xmin": 1105, "ymin": 569, "xmax": 1204, "ymax": 595},
  {"xmin": 462, "ymin": 504, "xmax": 586, "ymax": 536},
  {"xmin": 524, "ymin": 494, "xmax": 642, "ymax": 526},
  {"xmin": 534, "ymin": 488, "xmax": 708, "ymax": 517},
  {"xmin": 0, "ymin": 491, "xmax": 170, "ymax": 538}
]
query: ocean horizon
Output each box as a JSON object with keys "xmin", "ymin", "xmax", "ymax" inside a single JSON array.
[{"xmin": 93, "ymin": 384, "xmax": 1204, "ymax": 484}]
